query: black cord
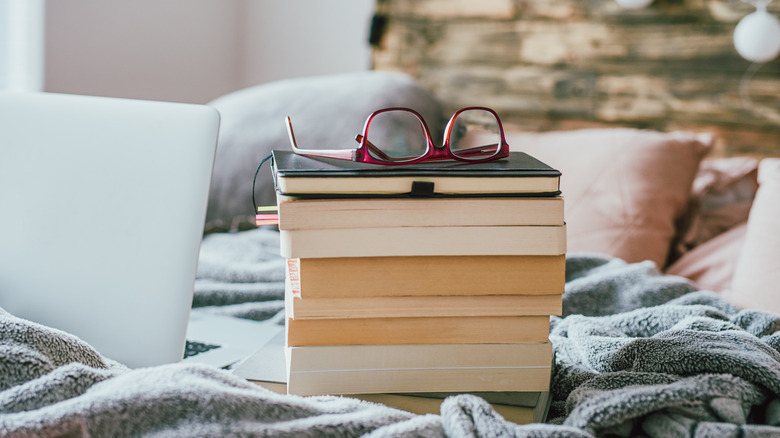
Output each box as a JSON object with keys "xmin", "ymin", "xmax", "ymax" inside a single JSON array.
[{"xmin": 252, "ymin": 153, "xmax": 274, "ymax": 215}]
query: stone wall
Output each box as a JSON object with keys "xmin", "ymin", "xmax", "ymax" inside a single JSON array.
[{"xmin": 371, "ymin": 0, "xmax": 780, "ymax": 156}]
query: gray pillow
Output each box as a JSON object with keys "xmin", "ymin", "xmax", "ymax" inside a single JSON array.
[{"xmin": 205, "ymin": 71, "xmax": 444, "ymax": 232}]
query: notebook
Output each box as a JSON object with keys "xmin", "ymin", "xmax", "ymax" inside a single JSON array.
[
  {"xmin": 270, "ymin": 149, "xmax": 561, "ymax": 197},
  {"xmin": 0, "ymin": 91, "xmax": 266, "ymax": 368}
]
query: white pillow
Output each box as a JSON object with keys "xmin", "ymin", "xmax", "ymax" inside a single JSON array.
[{"xmin": 726, "ymin": 158, "xmax": 780, "ymax": 313}]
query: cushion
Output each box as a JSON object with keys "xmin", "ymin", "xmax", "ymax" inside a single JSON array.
[
  {"xmin": 669, "ymin": 157, "xmax": 758, "ymax": 264},
  {"xmin": 508, "ymin": 129, "xmax": 712, "ymax": 268},
  {"xmin": 665, "ymin": 222, "xmax": 747, "ymax": 294},
  {"xmin": 726, "ymin": 158, "xmax": 780, "ymax": 313},
  {"xmin": 205, "ymin": 71, "xmax": 444, "ymax": 232}
]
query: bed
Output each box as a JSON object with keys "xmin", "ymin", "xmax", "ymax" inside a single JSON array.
[{"xmin": 1, "ymin": 71, "xmax": 779, "ymax": 437}]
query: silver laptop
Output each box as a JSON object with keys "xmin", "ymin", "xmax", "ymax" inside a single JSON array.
[{"xmin": 0, "ymin": 91, "xmax": 262, "ymax": 368}]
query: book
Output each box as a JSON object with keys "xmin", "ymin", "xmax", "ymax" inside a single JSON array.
[
  {"xmin": 285, "ymin": 328, "xmax": 553, "ymax": 394},
  {"xmin": 355, "ymin": 391, "xmax": 551, "ymax": 424},
  {"xmin": 286, "ymin": 342, "xmax": 552, "ymax": 371},
  {"xmin": 253, "ymin": 381, "xmax": 550, "ymax": 424},
  {"xmin": 275, "ymin": 195, "xmax": 564, "ymax": 230},
  {"xmin": 287, "ymin": 343, "xmax": 553, "ymax": 395},
  {"xmin": 287, "ymin": 364, "xmax": 552, "ymax": 396},
  {"xmin": 285, "ymin": 315, "xmax": 551, "ymax": 346},
  {"xmin": 403, "ymin": 390, "xmax": 541, "ymax": 407},
  {"xmin": 233, "ymin": 331, "xmax": 552, "ymax": 424},
  {"xmin": 279, "ymin": 225, "xmax": 566, "ymax": 258},
  {"xmin": 271, "ymin": 150, "xmax": 561, "ymax": 197},
  {"xmin": 285, "ymin": 255, "xmax": 565, "ymax": 297},
  {"xmin": 286, "ymin": 290, "xmax": 563, "ymax": 319}
]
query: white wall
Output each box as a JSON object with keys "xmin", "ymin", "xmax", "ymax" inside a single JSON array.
[
  {"xmin": 43, "ymin": 0, "xmax": 374, "ymax": 104},
  {"xmin": 0, "ymin": 0, "xmax": 45, "ymax": 91},
  {"xmin": 240, "ymin": 1, "xmax": 374, "ymax": 87}
]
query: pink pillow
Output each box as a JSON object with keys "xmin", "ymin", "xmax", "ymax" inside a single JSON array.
[
  {"xmin": 726, "ymin": 158, "xmax": 780, "ymax": 313},
  {"xmin": 665, "ymin": 223, "xmax": 746, "ymax": 293},
  {"xmin": 509, "ymin": 129, "xmax": 712, "ymax": 268},
  {"xmin": 669, "ymin": 157, "xmax": 758, "ymax": 264}
]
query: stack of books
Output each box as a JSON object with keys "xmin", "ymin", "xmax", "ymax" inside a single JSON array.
[{"xmin": 238, "ymin": 150, "xmax": 565, "ymax": 423}]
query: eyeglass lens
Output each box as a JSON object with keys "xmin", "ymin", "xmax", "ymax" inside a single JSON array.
[
  {"xmin": 366, "ymin": 111, "xmax": 428, "ymax": 161},
  {"xmin": 449, "ymin": 109, "xmax": 502, "ymax": 160}
]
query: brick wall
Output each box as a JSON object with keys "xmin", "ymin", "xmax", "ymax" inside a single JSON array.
[{"xmin": 371, "ymin": 0, "xmax": 780, "ymax": 156}]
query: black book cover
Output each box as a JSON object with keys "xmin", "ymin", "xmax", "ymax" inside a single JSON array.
[
  {"xmin": 271, "ymin": 150, "xmax": 561, "ymax": 179},
  {"xmin": 270, "ymin": 150, "xmax": 561, "ymax": 198}
]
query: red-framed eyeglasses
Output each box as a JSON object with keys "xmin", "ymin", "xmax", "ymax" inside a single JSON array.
[{"xmin": 285, "ymin": 106, "xmax": 510, "ymax": 166}]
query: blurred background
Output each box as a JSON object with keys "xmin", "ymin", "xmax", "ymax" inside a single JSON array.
[
  {"xmin": 0, "ymin": 0, "xmax": 374, "ymax": 103},
  {"xmin": 1, "ymin": 0, "xmax": 777, "ymax": 156}
]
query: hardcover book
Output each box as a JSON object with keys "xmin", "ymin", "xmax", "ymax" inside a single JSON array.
[{"xmin": 271, "ymin": 150, "xmax": 561, "ymax": 197}]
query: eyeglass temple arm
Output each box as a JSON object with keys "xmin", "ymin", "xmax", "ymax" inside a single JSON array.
[
  {"xmin": 353, "ymin": 134, "xmax": 395, "ymax": 161},
  {"xmin": 451, "ymin": 143, "xmax": 506, "ymax": 157},
  {"xmin": 285, "ymin": 116, "xmax": 355, "ymax": 160}
]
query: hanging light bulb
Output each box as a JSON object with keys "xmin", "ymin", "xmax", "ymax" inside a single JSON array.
[
  {"xmin": 615, "ymin": 0, "xmax": 654, "ymax": 9},
  {"xmin": 734, "ymin": 2, "xmax": 780, "ymax": 63}
]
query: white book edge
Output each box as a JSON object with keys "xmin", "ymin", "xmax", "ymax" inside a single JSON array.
[
  {"xmin": 286, "ymin": 342, "xmax": 553, "ymax": 371},
  {"xmin": 287, "ymin": 367, "xmax": 552, "ymax": 396},
  {"xmin": 280, "ymin": 225, "xmax": 567, "ymax": 258}
]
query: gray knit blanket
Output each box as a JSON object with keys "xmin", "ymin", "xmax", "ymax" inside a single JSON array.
[{"xmin": 1, "ymin": 228, "xmax": 779, "ymax": 437}]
